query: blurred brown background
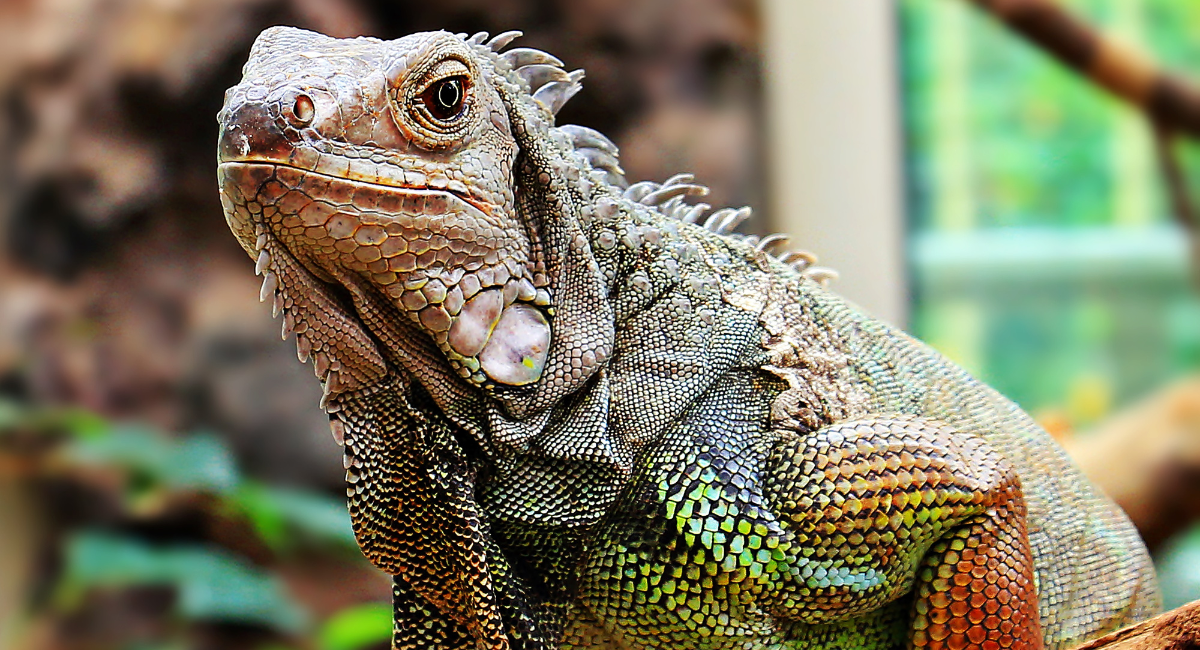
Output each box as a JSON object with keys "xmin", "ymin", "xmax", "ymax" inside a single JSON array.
[
  {"xmin": 0, "ymin": 2, "xmax": 765, "ymax": 649},
  {"xmin": 0, "ymin": 0, "xmax": 764, "ymax": 482},
  {"xmin": 1, "ymin": 1, "xmax": 1198, "ymax": 649}
]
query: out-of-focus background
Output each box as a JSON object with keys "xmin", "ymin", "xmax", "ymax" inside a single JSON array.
[{"xmin": 0, "ymin": 1, "xmax": 1197, "ymax": 648}]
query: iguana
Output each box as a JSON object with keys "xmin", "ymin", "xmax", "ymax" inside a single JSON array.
[{"xmin": 216, "ymin": 26, "xmax": 1160, "ymax": 650}]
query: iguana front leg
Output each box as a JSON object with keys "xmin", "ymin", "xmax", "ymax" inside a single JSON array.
[
  {"xmin": 764, "ymin": 416, "xmax": 1042, "ymax": 650},
  {"xmin": 337, "ymin": 379, "xmax": 557, "ymax": 650},
  {"xmin": 579, "ymin": 372, "xmax": 1041, "ymax": 650}
]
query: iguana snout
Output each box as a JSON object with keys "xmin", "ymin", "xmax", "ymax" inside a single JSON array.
[{"xmin": 217, "ymin": 26, "xmax": 556, "ymax": 391}]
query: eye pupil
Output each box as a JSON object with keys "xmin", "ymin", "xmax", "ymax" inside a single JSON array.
[
  {"xmin": 437, "ymin": 80, "xmax": 460, "ymax": 110},
  {"xmin": 423, "ymin": 77, "xmax": 466, "ymax": 120}
]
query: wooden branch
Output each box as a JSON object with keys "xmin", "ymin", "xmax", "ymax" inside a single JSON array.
[
  {"xmin": 1061, "ymin": 376, "xmax": 1200, "ymax": 552},
  {"xmin": 1153, "ymin": 127, "xmax": 1200, "ymax": 287},
  {"xmin": 962, "ymin": 0, "xmax": 1200, "ymax": 287},
  {"xmin": 1072, "ymin": 599, "xmax": 1200, "ymax": 649},
  {"xmin": 964, "ymin": 0, "xmax": 1200, "ymax": 140}
]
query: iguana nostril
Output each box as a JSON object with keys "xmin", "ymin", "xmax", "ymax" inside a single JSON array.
[{"xmin": 288, "ymin": 93, "xmax": 315, "ymax": 126}]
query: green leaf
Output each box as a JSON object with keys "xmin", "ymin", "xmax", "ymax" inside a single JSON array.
[
  {"xmin": 63, "ymin": 531, "xmax": 308, "ymax": 633},
  {"xmin": 64, "ymin": 427, "xmax": 240, "ymax": 494},
  {"xmin": 170, "ymin": 432, "xmax": 240, "ymax": 493},
  {"xmin": 229, "ymin": 482, "xmax": 289, "ymax": 550},
  {"xmin": 0, "ymin": 400, "xmax": 108, "ymax": 439},
  {"xmin": 0, "ymin": 398, "xmax": 23, "ymax": 432},
  {"xmin": 257, "ymin": 485, "xmax": 357, "ymax": 548},
  {"xmin": 231, "ymin": 482, "xmax": 358, "ymax": 552},
  {"xmin": 318, "ymin": 602, "xmax": 392, "ymax": 650},
  {"xmin": 57, "ymin": 408, "xmax": 111, "ymax": 440}
]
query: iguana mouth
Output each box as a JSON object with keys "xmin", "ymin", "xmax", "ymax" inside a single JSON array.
[
  {"xmin": 218, "ymin": 159, "xmax": 553, "ymax": 389},
  {"xmin": 217, "ymin": 160, "xmax": 503, "ymax": 223}
]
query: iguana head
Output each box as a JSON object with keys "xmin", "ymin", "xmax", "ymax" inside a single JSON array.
[{"xmin": 218, "ymin": 27, "xmax": 615, "ymax": 419}]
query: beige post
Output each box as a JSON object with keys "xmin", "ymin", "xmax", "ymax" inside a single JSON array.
[{"xmin": 760, "ymin": 1, "xmax": 907, "ymax": 327}]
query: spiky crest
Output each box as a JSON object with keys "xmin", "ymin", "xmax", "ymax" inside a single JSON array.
[{"xmin": 465, "ymin": 30, "xmax": 835, "ymax": 285}]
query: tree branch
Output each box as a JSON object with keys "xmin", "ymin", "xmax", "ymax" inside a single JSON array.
[
  {"xmin": 962, "ymin": 0, "xmax": 1200, "ymax": 286},
  {"xmin": 1154, "ymin": 127, "xmax": 1200, "ymax": 286},
  {"xmin": 964, "ymin": 0, "xmax": 1200, "ymax": 140},
  {"xmin": 1072, "ymin": 599, "xmax": 1200, "ymax": 649}
]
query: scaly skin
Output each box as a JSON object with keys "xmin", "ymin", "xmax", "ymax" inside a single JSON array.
[{"xmin": 216, "ymin": 27, "xmax": 1160, "ymax": 650}]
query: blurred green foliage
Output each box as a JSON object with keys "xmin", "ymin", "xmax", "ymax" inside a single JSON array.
[
  {"xmin": 317, "ymin": 604, "xmax": 393, "ymax": 650},
  {"xmin": 0, "ymin": 399, "xmax": 388, "ymax": 650},
  {"xmin": 233, "ymin": 482, "xmax": 360, "ymax": 553},
  {"xmin": 66, "ymin": 427, "xmax": 240, "ymax": 495},
  {"xmin": 900, "ymin": 0, "xmax": 1200, "ymax": 609},
  {"xmin": 1157, "ymin": 525, "xmax": 1200, "ymax": 608},
  {"xmin": 901, "ymin": 0, "xmax": 1200, "ymax": 426},
  {"xmin": 60, "ymin": 532, "xmax": 306, "ymax": 633}
]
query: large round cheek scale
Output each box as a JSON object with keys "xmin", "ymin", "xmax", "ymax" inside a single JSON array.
[{"xmin": 479, "ymin": 303, "xmax": 550, "ymax": 386}]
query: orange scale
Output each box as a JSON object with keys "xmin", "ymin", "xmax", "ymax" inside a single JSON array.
[
  {"xmin": 355, "ymin": 224, "xmax": 387, "ymax": 245},
  {"xmin": 380, "ymin": 237, "xmax": 408, "ymax": 258},
  {"xmin": 424, "ymin": 194, "xmax": 450, "ymax": 214},
  {"xmin": 326, "ymin": 214, "xmax": 357, "ymax": 239},
  {"xmin": 927, "ymin": 623, "xmax": 951, "ymax": 642},
  {"xmin": 375, "ymin": 193, "xmax": 403, "ymax": 214},
  {"xmin": 948, "ymin": 617, "xmax": 971, "ymax": 635},
  {"xmin": 402, "ymin": 196, "xmax": 427, "ymax": 216},
  {"xmin": 324, "ymin": 181, "xmax": 355, "ymax": 206},
  {"xmin": 952, "ymin": 573, "xmax": 973, "ymax": 588},
  {"xmin": 351, "ymin": 190, "xmax": 381, "ymax": 212},
  {"xmin": 389, "ymin": 253, "xmax": 416, "ymax": 272},
  {"xmin": 353, "ymin": 246, "xmax": 381, "ymax": 263},
  {"xmin": 258, "ymin": 180, "xmax": 288, "ymax": 203}
]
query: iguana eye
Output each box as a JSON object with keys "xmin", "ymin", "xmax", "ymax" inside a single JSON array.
[{"xmin": 422, "ymin": 76, "xmax": 467, "ymax": 121}]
